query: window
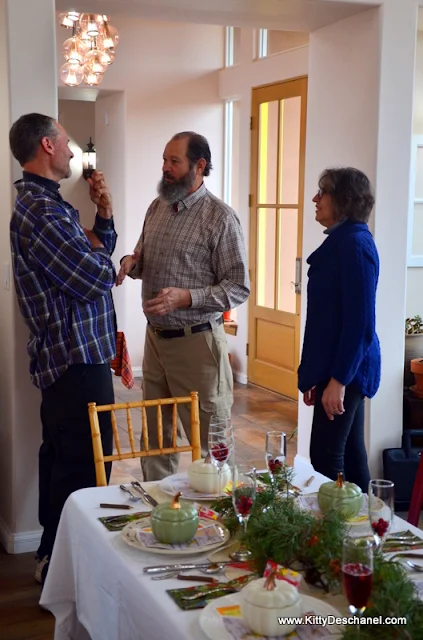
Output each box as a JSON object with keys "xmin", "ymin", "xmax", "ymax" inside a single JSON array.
[
  {"xmin": 223, "ymin": 100, "xmax": 240, "ymax": 210},
  {"xmin": 256, "ymin": 29, "xmax": 309, "ymax": 59},
  {"xmin": 225, "ymin": 26, "xmax": 241, "ymax": 67},
  {"xmin": 408, "ymin": 135, "xmax": 423, "ymax": 266}
]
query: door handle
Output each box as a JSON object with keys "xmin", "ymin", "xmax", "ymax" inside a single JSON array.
[{"xmin": 290, "ymin": 257, "xmax": 301, "ymax": 294}]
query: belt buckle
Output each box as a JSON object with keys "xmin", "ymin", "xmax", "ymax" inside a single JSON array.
[{"xmin": 154, "ymin": 327, "xmax": 163, "ymax": 338}]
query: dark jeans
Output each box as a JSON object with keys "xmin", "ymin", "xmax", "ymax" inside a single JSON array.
[
  {"xmin": 37, "ymin": 364, "xmax": 114, "ymax": 559},
  {"xmin": 310, "ymin": 381, "xmax": 370, "ymax": 493}
]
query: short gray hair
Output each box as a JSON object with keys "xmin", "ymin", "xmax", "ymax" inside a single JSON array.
[{"xmin": 9, "ymin": 113, "xmax": 58, "ymax": 166}]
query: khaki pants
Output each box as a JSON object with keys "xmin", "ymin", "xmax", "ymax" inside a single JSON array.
[{"xmin": 141, "ymin": 323, "xmax": 233, "ymax": 481}]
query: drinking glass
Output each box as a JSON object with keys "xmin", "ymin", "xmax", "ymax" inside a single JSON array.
[
  {"xmin": 342, "ymin": 537, "xmax": 373, "ymax": 629},
  {"xmin": 208, "ymin": 416, "xmax": 234, "ymax": 495},
  {"xmin": 368, "ymin": 479, "xmax": 394, "ymax": 550},
  {"xmin": 265, "ymin": 431, "xmax": 287, "ymax": 485},
  {"xmin": 230, "ymin": 463, "xmax": 256, "ymax": 561}
]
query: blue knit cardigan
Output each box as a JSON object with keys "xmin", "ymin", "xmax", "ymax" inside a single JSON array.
[{"xmin": 298, "ymin": 221, "xmax": 381, "ymax": 398}]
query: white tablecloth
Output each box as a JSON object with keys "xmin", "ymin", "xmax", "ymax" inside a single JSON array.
[{"xmin": 39, "ymin": 459, "xmax": 423, "ymax": 640}]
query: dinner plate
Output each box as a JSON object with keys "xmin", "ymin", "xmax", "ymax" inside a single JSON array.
[
  {"xmin": 121, "ymin": 517, "xmax": 230, "ymax": 555},
  {"xmin": 159, "ymin": 472, "xmax": 227, "ymax": 501},
  {"xmin": 199, "ymin": 592, "xmax": 344, "ymax": 640}
]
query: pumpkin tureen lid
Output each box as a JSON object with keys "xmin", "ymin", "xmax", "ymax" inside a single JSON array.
[{"xmin": 242, "ymin": 575, "xmax": 300, "ymax": 609}]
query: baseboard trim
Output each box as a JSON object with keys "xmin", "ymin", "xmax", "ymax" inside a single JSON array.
[
  {"xmin": 0, "ymin": 516, "xmax": 41, "ymax": 554},
  {"xmin": 233, "ymin": 371, "xmax": 248, "ymax": 385},
  {"xmin": 132, "ymin": 366, "xmax": 142, "ymax": 378}
]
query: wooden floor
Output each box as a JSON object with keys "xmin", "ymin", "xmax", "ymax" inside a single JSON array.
[{"xmin": 0, "ymin": 380, "xmax": 297, "ymax": 640}]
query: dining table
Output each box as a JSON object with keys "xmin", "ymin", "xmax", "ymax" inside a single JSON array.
[{"xmin": 39, "ymin": 458, "xmax": 423, "ymax": 640}]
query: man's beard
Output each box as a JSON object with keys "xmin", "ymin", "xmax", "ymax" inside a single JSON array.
[{"xmin": 158, "ymin": 167, "xmax": 196, "ymax": 204}]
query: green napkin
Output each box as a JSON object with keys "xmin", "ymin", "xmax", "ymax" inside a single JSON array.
[{"xmin": 167, "ymin": 574, "xmax": 257, "ymax": 610}]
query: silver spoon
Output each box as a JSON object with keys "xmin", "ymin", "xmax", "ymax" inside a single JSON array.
[
  {"xmin": 404, "ymin": 560, "xmax": 423, "ymax": 572},
  {"xmin": 119, "ymin": 484, "xmax": 141, "ymax": 502}
]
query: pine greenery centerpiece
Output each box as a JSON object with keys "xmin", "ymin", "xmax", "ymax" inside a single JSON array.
[{"xmin": 211, "ymin": 467, "xmax": 423, "ymax": 639}]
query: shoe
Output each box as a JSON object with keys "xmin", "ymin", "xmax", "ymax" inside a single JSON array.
[{"xmin": 35, "ymin": 555, "xmax": 49, "ymax": 584}]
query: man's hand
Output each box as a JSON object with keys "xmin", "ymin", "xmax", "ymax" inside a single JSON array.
[
  {"xmin": 143, "ymin": 287, "xmax": 192, "ymax": 316},
  {"xmin": 116, "ymin": 251, "xmax": 140, "ymax": 286},
  {"xmin": 82, "ymin": 227, "xmax": 104, "ymax": 250},
  {"xmin": 86, "ymin": 170, "xmax": 112, "ymax": 217},
  {"xmin": 303, "ymin": 387, "xmax": 316, "ymax": 406},
  {"xmin": 321, "ymin": 378, "xmax": 345, "ymax": 421}
]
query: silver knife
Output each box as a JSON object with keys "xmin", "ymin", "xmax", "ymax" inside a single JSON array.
[
  {"xmin": 143, "ymin": 562, "xmax": 230, "ymax": 574},
  {"xmin": 131, "ymin": 481, "xmax": 158, "ymax": 507}
]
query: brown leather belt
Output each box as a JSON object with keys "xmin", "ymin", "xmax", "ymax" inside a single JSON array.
[{"xmin": 149, "ymin": 315, "xmax": 223, "ymax": 339}]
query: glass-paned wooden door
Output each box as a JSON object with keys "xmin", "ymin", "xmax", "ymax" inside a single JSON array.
[{"xmin": 248, "ymin": 77, "xmax": 307, "ymax": 399}]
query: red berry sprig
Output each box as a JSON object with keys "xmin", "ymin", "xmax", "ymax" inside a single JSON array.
[
  {"xmin": 211, "ymin": 442, "xmax": 229, "ymax": 462},
  {"xmin": 268, "ymin": 458, "xmax": 283, "ymax": 474},
  {"xmin": 235, "ymin": 495, "xmax": 253, "ymax": 516},
  {"xmin": 371, "ymin": 517, "xmax": 389, "ymax": 537}
]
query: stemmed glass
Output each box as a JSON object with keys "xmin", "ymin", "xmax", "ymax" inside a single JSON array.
[
  {"xmin": 368, "ymin": 479, "xmax": 395, "ymax": 550},
  {"xmin": 265, "ymin": 431, "xmax": 287, "ymax": 486},
  {"xmin": 208, "ymin": 415, "xmax": 233, "ymax": 495},
  {"xmin": 230, "ymin": 463, "xmax": 256, "ymax": 561},
  {"xmin": 342, "ymin": 537, "xmax": 373, "ymax": 632}
]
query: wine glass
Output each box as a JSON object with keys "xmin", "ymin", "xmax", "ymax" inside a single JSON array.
[
  {"xmin": 208, "ymin": 416, "xmax": 233, "ymax": 495},
  {"xmin": 342, "ymin": 536, "xmax": 373, "ymax": 631},
  {"xmin": 230, "ymin": 463, "xmax": 256, "ymax": 561},
  {"xmin": 265, "ymin": 431, "xmax": 287, "ymax": 486},
  {"xmin": 368, "ymin": 479, "xmax": 394, "ymax": 550}
]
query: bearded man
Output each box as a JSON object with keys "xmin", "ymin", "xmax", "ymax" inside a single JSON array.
[{"xmin": 117, "ymin": 131, "xmax": 249, "ymax": 480}]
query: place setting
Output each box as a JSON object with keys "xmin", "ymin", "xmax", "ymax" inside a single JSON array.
[{"xmin": 101, "ymin": 415, "xmax": 423, "ymax": 639}]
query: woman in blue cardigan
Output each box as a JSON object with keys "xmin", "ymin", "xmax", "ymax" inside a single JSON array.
[{"xmin": 298, "ymin": 167, "xmax": 380, "ymax": 492}]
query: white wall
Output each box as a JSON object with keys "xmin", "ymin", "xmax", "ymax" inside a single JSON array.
[
  {"xmin": 297, "ymin": 9, "xmax": 381, "ymax": 461},
  {"xmin": 58, "ymin": 18, "xmax": 225, "ymax": 370},
  {"xmin": 0, "ymin": 0, "xmax": 14, "ymax": 544},
  {"xmin": 218, "ymin": 30, "xmax": 309, "ymax": 381},
  {"xmin": 57, "ymin": 100, "xmax": 96, "ymax": 228},
  {"xmin": 95, "ymin": 93, "xmax": 127, "ymax": 346},
  {"xmin": 0, "ymin": 0, "xmax": 57, "ymax": 553}
]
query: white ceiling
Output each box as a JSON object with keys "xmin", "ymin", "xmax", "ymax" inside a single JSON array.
[{"xmin": 55, "ymin": 0, "xmax": 379, "ymax": 32}]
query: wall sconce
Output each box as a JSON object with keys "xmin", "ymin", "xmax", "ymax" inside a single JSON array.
[{"xmin": 82, "ymin": 137, "xmax": 96, "ymax": 179}]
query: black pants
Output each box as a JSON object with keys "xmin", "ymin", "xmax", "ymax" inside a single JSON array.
[
  {"xmin": 37, "ymin": 364, "xmax": 114, "ymax": 559},
  {"xmin": 310, "ymin": 381, "xmax": 370, "ymax": 493}
]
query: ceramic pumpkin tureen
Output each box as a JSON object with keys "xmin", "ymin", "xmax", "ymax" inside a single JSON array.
[
  {"xmin": 317, "ymin": 472, "xmax": 363, "ymax": 519},
  {"xmin": 240, "ymin": 572, "xmax": 302, "ymax": 637},
  {"xmin": 151, "ymin": 492, "xmax": 199, "ymax": 544},
  {"xmin": 187, "ymin": 454, "xmax": 231, "ymax": 494}
]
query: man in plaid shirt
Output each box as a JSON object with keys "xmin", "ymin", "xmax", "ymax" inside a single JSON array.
[
  {"xmin": 118, "ymin": 131, "xmax": 249, "ymax": 480},
  {"xmin": 9, "ymin": 113, "xmax": 117, "ymax": 584}
]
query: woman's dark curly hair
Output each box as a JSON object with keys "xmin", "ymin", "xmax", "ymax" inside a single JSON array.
[{"xmin": 318, "ymin": 167, "xmax": 375, "ymax": 223}]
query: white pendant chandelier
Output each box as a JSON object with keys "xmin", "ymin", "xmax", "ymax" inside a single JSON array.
[{"xmin": 58, "ymin": 11, "xmax": 119, "ymax": 87}]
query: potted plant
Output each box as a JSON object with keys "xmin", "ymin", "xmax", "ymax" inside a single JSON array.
[{"xmin": 405, "ymin": 316, "xmax": 423, "ymax": 388}]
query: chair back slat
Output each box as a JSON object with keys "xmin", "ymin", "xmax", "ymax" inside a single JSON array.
[
  {"xmin": 111, "ymin": 410, "xmax": 122, "ymax": 457},
  {"xmin": 126, "ymin": 407, "xmax": 136, "ymax": 456},
  {"xmin": 88, "ymin": 392, "xmax": 201, "ymax": 486},
  {"xmin": 157, "ymin": 403, "xmax": 163, "ymax": 450},
  {"xmin": 141, "ymin": 406, "xmax": 149, "ymax": 451},
  {"xmin": 171, "ymin": 403, "xmax": 178, "ymax": 448}
]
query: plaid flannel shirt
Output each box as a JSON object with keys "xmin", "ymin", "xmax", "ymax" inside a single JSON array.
[
  {"xmin": 10, "ymin": 174, "xmax": 117, "ymax": 390},
  {"xmin": 130, "ymin": 183, "xmax": 250, "ymax": 328}
]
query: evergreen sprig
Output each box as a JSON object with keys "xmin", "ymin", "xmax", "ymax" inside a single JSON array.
[{"xmin": 212, "ymin": 481, "xmax": 423, "ymax": 639}]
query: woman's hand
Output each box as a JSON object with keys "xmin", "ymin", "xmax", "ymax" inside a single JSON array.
[
  {"xmin": 303, "ymin": 387, "xmax": 316, "ymax": 406},
  {"xmin": 322, "ymin": 378, "xmax": 345, "ymax": 420}
]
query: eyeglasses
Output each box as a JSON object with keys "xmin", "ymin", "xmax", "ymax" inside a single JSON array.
[{"xmin": 316, "ymin": 188, "xmax": 326, "ymax": 199}]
